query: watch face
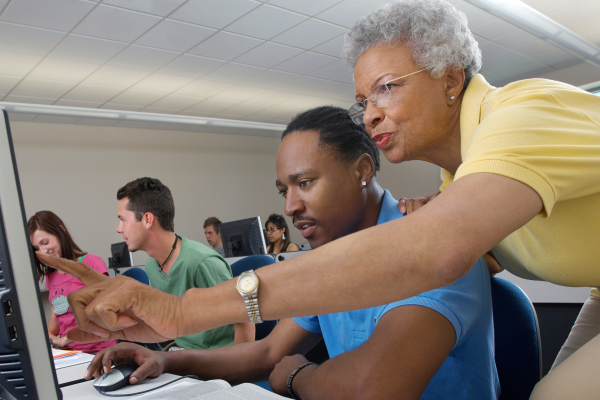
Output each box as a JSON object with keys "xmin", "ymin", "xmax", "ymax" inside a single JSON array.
[{"xmin": 238, "ymin": 274, "xmax": 258, "ymax": 293}]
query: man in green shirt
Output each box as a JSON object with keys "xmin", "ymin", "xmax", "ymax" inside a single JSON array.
[{"xmin": 116, "ymin": 177, "xmax": 254, "ymax": 349}]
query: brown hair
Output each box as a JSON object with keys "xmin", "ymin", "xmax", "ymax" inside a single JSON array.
[
  {"xmin": 28, "ymin": 211, "xmax": 85, "ymax": 282},
  {"xmin": 203, "ymin": 217, "xmax": 222, "ymax": 234},
  {"xmin": 266, "ymin": 214, "xmax": 292, "ymax": 254}
]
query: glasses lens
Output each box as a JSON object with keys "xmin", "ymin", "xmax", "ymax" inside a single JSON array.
[
  {"xmin": 369, "ymin": 83, "xmax": 392, "ymax": 109},
  {"xmin": 348, "ymin": 102, "xmax": 365, "ymax": 125}
]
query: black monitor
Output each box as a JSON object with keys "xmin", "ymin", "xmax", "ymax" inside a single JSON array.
[
  {"xmin": 220, "ymin": 217, "xmax": 268, "ymax": 258},
  {"xmin": 108, "ymin": 242, "xmax": 133, "ymax": 269},
  {"xmin": 0, "ymin": 110, "xmax": 62, "ymax": 399}
]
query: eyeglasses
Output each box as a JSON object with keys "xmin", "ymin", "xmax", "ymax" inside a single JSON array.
[
  {"xmin": 348, "ymin": 69, "xmax": 426, "ymax": 125},
  {"xmin": 266, "ymin": 227, "xmax": 280, "ymax": 233}
]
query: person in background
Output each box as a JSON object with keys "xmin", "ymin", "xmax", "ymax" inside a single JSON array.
[
  {"xmin": 28, "ymin": 211, "xmax": 118, "ymax": 354},
  {"xmin": 265, "ymin": 213, "xmax": 299, "ymax": 254},
  {"xmin": 203, "ymin": 217, "xmax": 224, "ymax": 257}
]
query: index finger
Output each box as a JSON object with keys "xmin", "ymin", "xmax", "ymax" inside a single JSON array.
[{"xmin": 36, "ymin": 252, "xmax": 108, "ymax": 286}]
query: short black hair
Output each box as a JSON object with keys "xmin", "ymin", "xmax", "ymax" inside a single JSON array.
[
  {"xmin": 282, "ymin": 106, "xmax": 380, "ymax": 172},
  {"xmin": 117, "ymin": 177, "xmax": 175, "ymax": 232}
]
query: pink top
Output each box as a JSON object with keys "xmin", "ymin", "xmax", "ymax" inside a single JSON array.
[{"xmin": 46, "ymin": 254, "xmax": 118, "ymax": 354}]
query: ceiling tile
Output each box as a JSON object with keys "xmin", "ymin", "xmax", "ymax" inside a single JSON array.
[
  {"xmin": 148, "ymin": 94, "xmax": 206, "ymax": 109},
  {"xmin": 158, "ymin": 55, "xmax": 225, "ymax": 78},
  {"xmin": 513, "ymin": 40, "xmax": 556, "ymax": 57},
  {"xmin": 212, "ymin": 86, "xmax": 268, "ymax": 102},
  {"xmin": 273, "ymin": 51, "xmax": 337, "ymax": 74},
  {"xmin": 114, "ymin": 120, "xmax": 155, "ymax": 129},
  {"xmin": 0, "ymin": 22, "xmax": 66, "ymax": 57},
  {"xmin": 1, "ymin": 0, "xmax": 95, "ymax": 32},
  {"xmin": 75, "ymin": 117, "xmax": 118, "ymax": 126},
  {"xmin": 446, "ymin": 0, "xmax": 470, "ymax": 10},
  {"xmin": 170, "ymin": 0, "xmax": 261, "ymax": 29},
  {"xmin": 271, "ymin": 19, "xmax": 346, "ymax": 50},
  {"xmin": 83, "ymin": 66, "xmax": 150, "ymax": 88},
  {"xmin": 200, "ymin": 63, "xmax": 266, "ymax": 84},
  {"xmin": 175, "ymin": 79, "xmax": 233, "ymax": 97},
  {"xmin": 49, "ymin": 34, "xmax": 127, "ymax": 64},
  {"xmin": 29, "ymin": 59, "xmax": 100, "ymax": 83},
  {"xmin": 483, "ymin": 51, "xmax": 529, "ymax": 70},
  {"xmin": 233, "ymin": 42, "xmax": 303, "ymax": 68},
  {"xmin": 106, "ymin": 90, "xmax": 165, "ymax": 107},
  {"xmin": 215, "ymin": 102, "xmax": 269, "ymax": 117},
  {"xmin": 12, "ymin": 78, "xmax": 76, "ymax": 98},
  {"xmin": 245, "ymin": 90, "xmax": 297, "ymax": 106},
  {"xmin": 188, "ymin": 32, "xmax": 264, "ymax": 61},
  {"xmin": 0, "ymin": 52, "xmax": 42, "ymax": 77},
  {"xmin": 460, "ymin": 5, "xmax": 496, "ymax": 29},
  {"xmin": 135, "ymin": 19, "xmax": 217, "ymax": 53},
  {"xmin": 33, "ymin": 115, "xmax": 81, "ymax": 124},
  {"xmin": 278, "ymin": 94, "xmax": 329, "ymax": 109},
  {"xmin": 62, "ymin": 84, "xmax": 124, "ymax": 102},
  {"xmin": 225, "ymin": 4, "xmax": 308, "ymax": 40},
  {"xmin": 4, "ymin": 95, "xmax": 56, "ymax": 104},
  {"xmin": 131, "ymin": 73, "xmax": 194, "ymax": 93},
  {"xmin": 479, "ymin": 42, "xmax": 508, "ymax": 59},
  {"xmin": 187, "ymin": 99, "xmax": 239, "ymax": 113},
  {"xmin": 471, "ymin": 18, "xmax": 519, "ymax": 41},
  {"xmin": 534, "ymin": 48, "xmax": 581, "ymax": 69},
  {"xmin": 240, "ymin": 69, "xmax": 300, "ymax": 89},
  {"xmin": 107, "ymin": 45, "xmax": 180, "ymax": 71},
  {"xmin": 73, "ymin": 4, "xmax": 161, "ymax": 43},
  {"xmin": 308, "ymin": 81, "xmax": 355, "ymax": 100},
  {"xmin": 0, "ymin": 75, "xmax": 22, "ymax": 94},
  {"xmin": 308, "ymin": 60, "xmax": 352, "ymax": 81},
  {"xmin": 278, "ymin": 75, "xmax": 332, "ymax": 95},
  {"xmin": 101, "ymin": 0, "xmax": 187, "ymax": 16},
  {"xmin": 99, "ymin": 103, "xmax": 143, "ymax": 111},
  {"xmin": 315, "ymin": 0, "xmax": 388, "ymax": 28},
  {"xmin": 267, "ymin": 0, "xmax": 343, "ymax": 16},
  {"xmin": 493, "ymin": 31, "xmax": 540, "ymax": 50},
  {"xmin": 147, "ymin": 122, "xmax": 186, "ymax": 130},
  {"xmin": 311, "ymin": 34, "xmax": 345, "ymax": 57},
  {"xmin": 249, "ymin": 105, "xmax": 297, "ymax": 119},
  {"xmin": 337, "ymin": 74, "xmax": 354, "ymax": 84},
  {"xmin": 177, "ymin": 110, "xmax": 215, "ymax": 117},
  {"xmin": 53, "ymin": 99, "xmax": 103, "ymax": 108},
  {"xmin": 140, "ymin": 108, "xmax": 180, "ymax": 115}
]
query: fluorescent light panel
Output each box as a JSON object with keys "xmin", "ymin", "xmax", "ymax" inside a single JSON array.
[{"xmin": 464, "ymin": 0, "xmax": 600, "ymax": 69}]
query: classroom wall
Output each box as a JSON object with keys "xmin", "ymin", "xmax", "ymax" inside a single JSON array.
[{"xmin": 12, "ymin": 121, "xmax": 441, "ymax": 267}]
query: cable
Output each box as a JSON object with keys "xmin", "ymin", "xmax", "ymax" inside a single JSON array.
[{"xmin": 97, "ymin": 375, "xmax": 200, "ymax": 397}]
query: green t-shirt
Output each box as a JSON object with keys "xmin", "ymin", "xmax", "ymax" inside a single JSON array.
[{"xmin": 145, "ymin": 236, "xmax": 235, "ymax": 350}]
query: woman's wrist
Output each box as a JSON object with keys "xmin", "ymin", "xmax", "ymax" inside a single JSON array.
[{"xmin": 289, "ymin": 363, "xmax": 318, "ymax": 399}]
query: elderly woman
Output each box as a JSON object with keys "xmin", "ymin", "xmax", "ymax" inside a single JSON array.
[{"xmin": 51, "ymin": 0, "xmax": 599, "ymax": 398}]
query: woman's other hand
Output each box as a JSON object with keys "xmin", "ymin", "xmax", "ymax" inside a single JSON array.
[{"xmin": 399, "ymin": 192, "xmax": 441, "ymax": 215}]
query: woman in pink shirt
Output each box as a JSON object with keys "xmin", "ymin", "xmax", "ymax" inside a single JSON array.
[{"xmin": 28, "ymin": 210, "xmax": 118, "ymax": 354}]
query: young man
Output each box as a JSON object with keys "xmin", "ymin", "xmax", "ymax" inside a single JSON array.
[
  {"xmin": 115, "ymin": 178, "xmax": 253, "ymax": 349},
  {"xmin": 85, "ymin": 107, "xmax": 498, "ymax": 400},
  {"xmin": 203, "ymin": 217, "xmax": 224, "ymax": 257}
]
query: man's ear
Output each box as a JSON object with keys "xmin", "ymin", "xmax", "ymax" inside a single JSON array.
[
  {"xmin": 355, "ymin": 153, "xmax": 376, "ymax": 186},
  {"xmin": 142, "ymin": 212, "xmax": 155, "ymax": 230}
]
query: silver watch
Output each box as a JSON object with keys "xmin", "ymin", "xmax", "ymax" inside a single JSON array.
[{"xmin": 236, "ymin": 270, "xmax": 263, "ymax": 324}]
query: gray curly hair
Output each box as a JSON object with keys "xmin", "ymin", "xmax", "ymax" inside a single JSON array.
[{"xmin": 342, "ymin": 0, "xmax": 481, "ymax": 82}]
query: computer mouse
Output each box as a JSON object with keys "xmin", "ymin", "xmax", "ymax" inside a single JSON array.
[{"xmin": 93, "ymin": 363, "xmax": 138, "ymax": 392}]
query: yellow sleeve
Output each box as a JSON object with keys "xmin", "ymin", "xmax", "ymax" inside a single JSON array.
[{"xmin": 454, "ymin": 84, "xmax": 600, "ymax": 217}]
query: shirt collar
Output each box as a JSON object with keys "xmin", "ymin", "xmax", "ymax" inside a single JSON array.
[{"xmin": 376, "ymin": 189, "xmax": 403, "ymax": 225}]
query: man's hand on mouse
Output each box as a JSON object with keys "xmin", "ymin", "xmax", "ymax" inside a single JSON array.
[
  {"xmin": 86, "ymin": 342, "xmax": 166, "ymax": 384},
  {"xmin": 66, "ymin": 275, "xmax": 184, "ymax": 344},
  {"xmin": 36, "ymin": 251, "xmax": 108, "ymax": 286}
]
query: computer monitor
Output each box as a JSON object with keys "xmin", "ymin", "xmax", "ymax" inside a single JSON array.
[
  {"xmin": 108, "ymin": 242, "xmax": 133, "ymax": 269},
  {"xmin": 220, "ymin": 217, "xmax": 267, "ymax": 258},
  {"xmin": 0, "ymin": 110, "xmax": 62, "ymax": 399}
]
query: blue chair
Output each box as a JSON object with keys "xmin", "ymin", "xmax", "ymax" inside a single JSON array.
[
  {"xmin": 121, "ymin": 267, "xmax": 150, "ymax": 285},
  {"xmin": 230, "ymin": 255, "xmax": 277, "ymax": 392},
  {"xmin": 491, "ymin": 277, "xmax": 542, "ymax": 400}
]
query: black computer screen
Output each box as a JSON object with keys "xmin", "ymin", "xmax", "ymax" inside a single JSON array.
[
  {"xmin": 220, "ymin": 217, "xmax": 267, "ymax": 258},
  {"xmin": 109, "ymin": 242, "xmax": 133, "ymax": 269},
  {"xmin": 0, "ymin": 110, "xmax": 62, "ymax": 400}
]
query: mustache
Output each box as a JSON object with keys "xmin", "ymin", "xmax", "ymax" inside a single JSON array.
[{"xmin": 292, "ymin": 215, "xmax": 319, "ymax": 225}]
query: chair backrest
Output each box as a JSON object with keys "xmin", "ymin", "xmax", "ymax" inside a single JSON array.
[
  {"xmin": 491, "ymin": 277, "xmax": 542, "ymax": 400},
  {"xmin": 121, "ymin": 267, "xmax": 150, "ymax": 285},
  {"xmin": 230, "ymin": 255, "xmax": 278, "ymax": 341}
]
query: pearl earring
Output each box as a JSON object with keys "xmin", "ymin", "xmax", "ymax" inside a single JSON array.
[
  {"xmin": 362, "ymin": 181, "xmax": 367, "ymax": 186},
  {"xmin": 450, "ymin": 96, "xmax": 455, "ymax": 100}
]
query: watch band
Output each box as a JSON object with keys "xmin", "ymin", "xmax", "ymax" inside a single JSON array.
[
  {"xmin": 287, "ymin": 362, "xmax": 315, "ymax": 399},
  {"xmin": 243, "ymin": 292, "xmax": 262, "ymax": 324}
]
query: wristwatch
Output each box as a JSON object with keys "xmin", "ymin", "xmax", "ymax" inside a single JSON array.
[{"xmin": 236, "ymin": 270, "xmax": 263, "ymax": 324}]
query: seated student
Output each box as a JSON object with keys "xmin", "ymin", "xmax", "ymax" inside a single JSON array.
[
  {"xmin": 203, "ymin": 217, "xmax": 225, "ymax": 257},
  {"xmin": 265, "ymin": 213, "xmax": 299, "ymax": 254},
  {"xmin": 38, "ymin": 178, "xmax": 254, "ymax": 349},
  {"xmin": 85, "ymin": 107, "xmax": 498, "ymax": 400}
]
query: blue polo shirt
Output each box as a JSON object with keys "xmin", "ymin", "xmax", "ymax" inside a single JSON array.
[{"xmin": 292, "ymin": 190, "xmax": 499, "ymax": 400}]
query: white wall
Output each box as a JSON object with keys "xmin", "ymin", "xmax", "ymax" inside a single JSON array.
[{"xmin": 12, "ymin": 121, "xmax": 442, "ymax": 267}]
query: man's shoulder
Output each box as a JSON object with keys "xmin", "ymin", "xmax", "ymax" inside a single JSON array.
[{"xmin": 181, "ymin": 237, "xmax": 222, "ymax": 259}]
